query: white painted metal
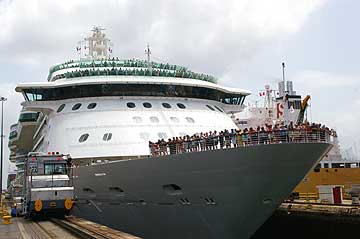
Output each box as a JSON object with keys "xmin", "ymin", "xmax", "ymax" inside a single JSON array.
[{"xmin": 25, "ymin": 97, "xmax": 238, "ymax": 158}]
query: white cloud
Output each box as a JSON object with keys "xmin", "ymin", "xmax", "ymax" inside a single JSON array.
[
  {"xmin": 355, "ymin": 98, "xmax": 360, "ymax": 106},
  {"xmin": 292, "ymin": 70, "xmax": 359, "ymax": 89},
  {"xmin": 290, "ymin": 70, "xmax": 360, "ymax": 152},
  {"xmin": 0, "ymin": 0, "xmax": 326, "ymax": 73}
]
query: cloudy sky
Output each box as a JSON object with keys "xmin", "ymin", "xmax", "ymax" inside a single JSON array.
[{"xmin": 0, "ymin": 0, "xmax": 359, "ymax": 184}]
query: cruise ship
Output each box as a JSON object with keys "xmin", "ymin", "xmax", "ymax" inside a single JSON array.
[{"xmin": 8, "ymin": 27, "xmax": 332, "ymax": 239}]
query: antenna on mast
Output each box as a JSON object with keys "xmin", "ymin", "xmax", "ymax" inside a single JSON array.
[
  {"xmin": 263, "ymin": 85, "xmax": 273, "ymax": 109},
  {"xmin": 282, "ymin": 62, "xmax": 286, "ymax": 100},
  {"xmin": 82, "ymin": 27, "xmax": 111, "ymax": 60},
  {"xmin": 145, "ymin": 44, "xmax": 152, "ymax": 75}
]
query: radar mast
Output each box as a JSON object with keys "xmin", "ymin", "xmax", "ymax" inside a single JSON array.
[{"xmin": 79, "ymin": 27, "xmax": 112, "ymax": 60}]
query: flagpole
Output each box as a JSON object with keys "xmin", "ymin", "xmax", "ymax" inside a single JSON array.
[{"xmin": 0, "ymin": 97, "xmax": 6, "ymax": 195}]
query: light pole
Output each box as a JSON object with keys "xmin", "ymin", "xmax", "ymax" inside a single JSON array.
[{"xmin": 0, "ymin": 96, "xmax": 7, "ymax": 195}]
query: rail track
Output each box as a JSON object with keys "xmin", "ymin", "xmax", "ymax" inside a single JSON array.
[
  {"xmin": 18, "ymin": 218, "xmax": 78, "ymax": 239},
  {"xmin": 17, "ymin": 216, "xmax": 141, "ymax": 239},
  {"xmin": 50, "ymin": 216, "xmax": 142, "ymax": 239}
]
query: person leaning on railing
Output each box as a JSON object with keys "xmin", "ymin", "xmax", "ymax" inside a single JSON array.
[{"xmin": 148, "ymin": 122, "xmax": 332, "ymax": 156}]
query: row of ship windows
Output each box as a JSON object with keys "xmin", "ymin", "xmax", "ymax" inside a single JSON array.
[
  {"xmin": 79, "ymin": 131, "xmax": 180, "ymax": 143},
  {"xmin": 78, "ymin": 116, "xmax": 196, "ymax": 142},
  {"xmin": 135, "ymin": 116, "xmax": 195, "ymax": 123},
  {"xmin": 56, "ymin": 102, "xmax": 224, "ymax": 113}
]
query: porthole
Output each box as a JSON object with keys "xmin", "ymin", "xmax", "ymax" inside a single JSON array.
[
  {"xmin": 163, "ymin": 184, "xmax": 183, "ymax": 195},
  {"xmin": 133, "ymin": 116, "xmax": 143, "ymax": 123},
  {"xmin": 185, "ymin": 117, "xmax": 195, "ymax": 123},
  {"xmin": 140, "ymin": 132, "xmax": 150, "ymax": 140},
  {"xmin": 206, "ymin": 105, "xmax": 215, "ymax": 111},
  {"xmin": 170, "ymin": 117, "xmax": 179, "ymax": 123},
  {"xmin": 158, "ymin": 132, "xmax": 168, "ymax": 139},
  {"xmin": 162, "ymin": 103, "xmax": 171, "ymax": 109},
  {"xmin": 150, "ymin": 116, "xmax": 159, "ymax": 123},
  {"xmin": 214, "ymin": 105, "xmax": 224, "ymax": 112},
  {"xmin": 176, "ymin": 103, "xmax": 186, "ymax": 109},
  {"xmin": 87, "ymin": 103, "xmax": 97, "ymax": 109},
  {"xmin": 79, "ymin": 133, "xmax": 89, "ymax": 143},
  {"xmin": 127, "ymin": 102, "xmax": 136, "ymax": 108},
  {"xmin": 109, "ymin": 187, "xmax": 124, "ymax": 193},
  {"xmin": 103, "ymin": 133, "xmax": 112, "ymax": 141},
  {"xmin": 72, "ymin": 103, "xmax": 82, "ymax": 111},
  {"xmin": 57, "ymin": 104, "xmax": 65, "ymax": 113},
  {"xmin": 143, "ymin": 102, "xmax": 152, "ymax": 108},
  {"xmin": 83, "ymin": 188, "xmax": 95, "ymax": 193}
]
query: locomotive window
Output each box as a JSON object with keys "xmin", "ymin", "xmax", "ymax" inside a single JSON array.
[{"xmin": 44, "ymin": 164, "xmax": 67, "ymax": 175}]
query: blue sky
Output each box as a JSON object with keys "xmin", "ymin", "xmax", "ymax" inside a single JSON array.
[{"xmin": 0, "ymin": 0, "xmax": 359, "ymax": 185}]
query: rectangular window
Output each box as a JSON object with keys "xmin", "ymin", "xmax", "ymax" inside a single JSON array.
[
  {"xmin": 23, "ymin": 84, "xmax": 247, "ymax": 105},
  {"xmin": 44, "ymin": 163, "xmax": 67, "ymax": 175}
]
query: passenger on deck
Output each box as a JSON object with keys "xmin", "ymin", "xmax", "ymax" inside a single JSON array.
[{"xmin": 148, "ymin": 122, "xmax": 332, "ymax": 157}]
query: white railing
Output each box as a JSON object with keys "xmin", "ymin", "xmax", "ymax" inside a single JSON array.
[{"xmin": 149, "ymin": 129, "xmax": 331, "ymax": 157}]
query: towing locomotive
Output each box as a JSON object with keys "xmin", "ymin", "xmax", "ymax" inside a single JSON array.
[{"xmin": 19, "ymin": 152, "xmax": 75, "ymax": 218}]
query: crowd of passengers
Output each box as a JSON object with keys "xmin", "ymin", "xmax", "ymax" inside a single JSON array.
[
  {"xmin": 149, "ymin": 122, "xmax": 335, "ymax": 156},
  {"xmin": 51, "ymin": 58, "xmax": 186, "ymax": 72},
  {"xmin": 51, "ymin": 67, "xmax": 216, "ymax": 82},
  {"xmin": 51, "ymin": 58, "xmax": 217, "ymax": 83}
]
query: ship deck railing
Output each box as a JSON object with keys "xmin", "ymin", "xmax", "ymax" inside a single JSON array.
[
  {"xmin": 49, "ymin": 58, "xmax": 217, "ymax": 83},
  {"xmin": 150, "ymin": 129, "xmax": 332, "ymax": 157}
]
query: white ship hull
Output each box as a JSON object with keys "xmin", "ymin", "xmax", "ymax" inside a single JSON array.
[{"xmin": 72, "ymin": 142, "xmax": 331, "ymax": 239}]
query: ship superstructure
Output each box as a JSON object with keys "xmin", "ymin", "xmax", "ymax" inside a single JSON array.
[
  {"xmin": 234, "ymin": 80, "xmax": 307, "ymax": 129},
  {"xmin": 11, "ymin": 27, "xmax": 248, "ymax": 163},
  {"xmin": 8, "ymin": 27, "xmax": 333, "ymax": 239}
]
